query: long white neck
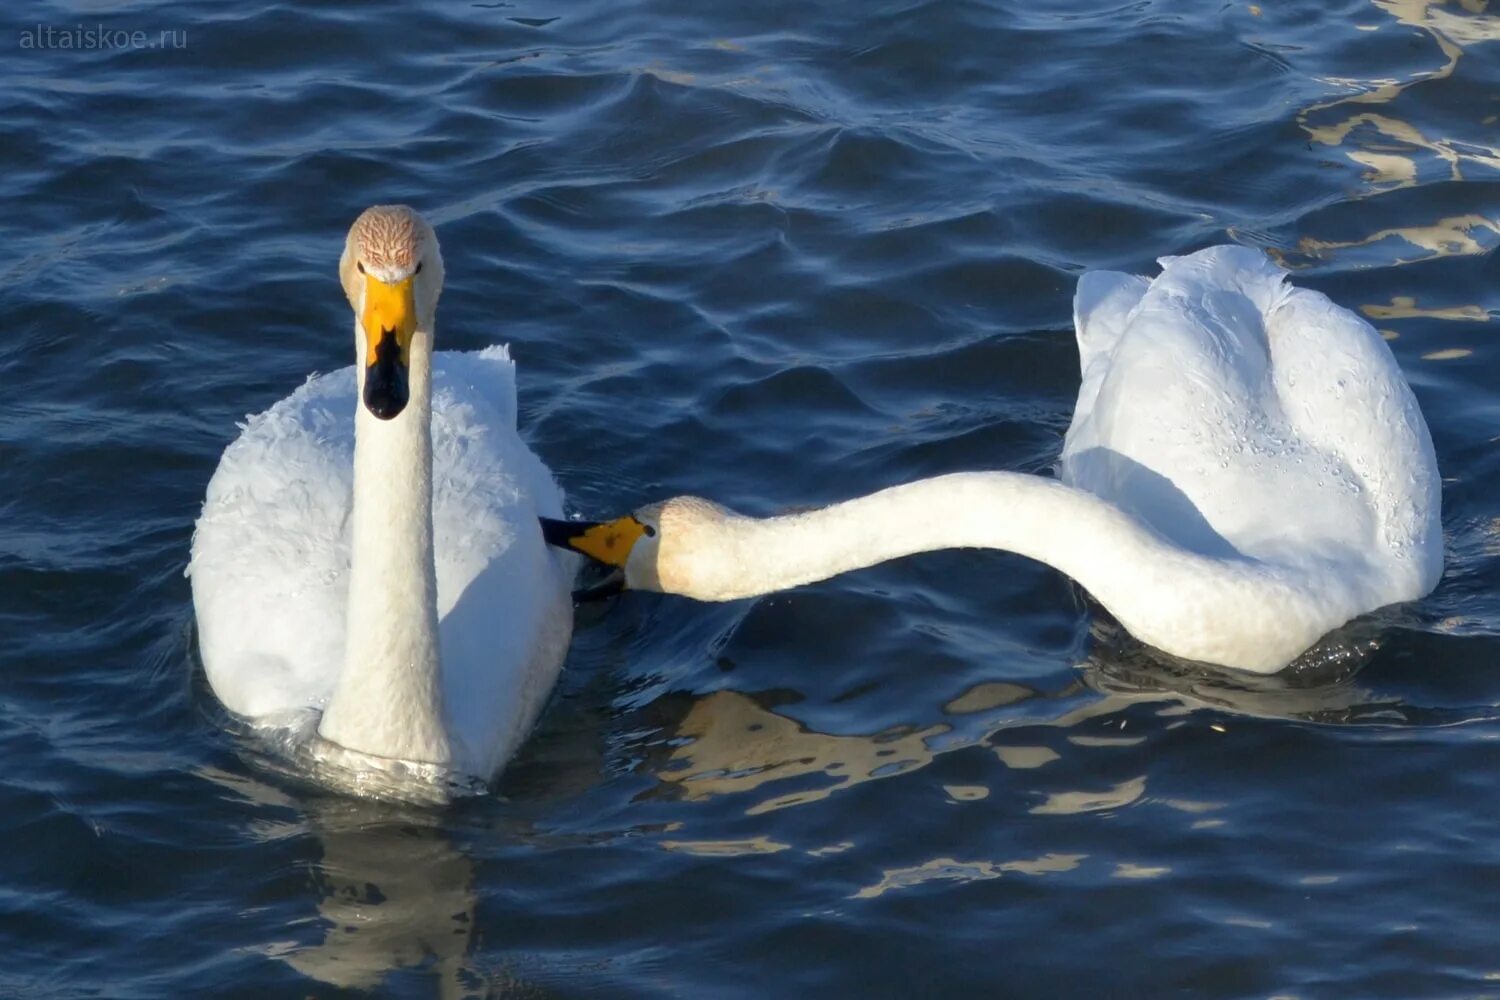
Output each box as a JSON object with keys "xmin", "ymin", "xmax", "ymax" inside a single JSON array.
[
  {"xmin": 685, "ymin": 472, "xmax": 1370, "ymax": 672},
  {"xmin": 319, "ymin": 326, "xmax": 453, "ymax": 764}
]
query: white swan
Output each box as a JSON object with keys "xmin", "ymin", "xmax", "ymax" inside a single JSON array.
[
  {"xmin": 544, "ymin": 246, "xmax": 1442, "ymax": 674},
  {"xmin": 189, "ymin": 205, "xmax": 574, "ymax": 786}
]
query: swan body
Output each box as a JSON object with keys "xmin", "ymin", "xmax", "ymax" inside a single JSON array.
[
  {"xmin": 547, "ymin": 247, "xmax": 1441, "ymax": 673},
  {"xmin": 190, "ymin": 206, "xmax": 573, "ymax": 785}
]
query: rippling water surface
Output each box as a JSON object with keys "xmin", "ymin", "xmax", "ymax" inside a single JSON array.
[{"xmin": 6, "ymin": 0, "xmax": 1500, "ymax": 995}]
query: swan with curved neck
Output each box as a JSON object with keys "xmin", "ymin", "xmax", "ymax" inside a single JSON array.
[
  {"xmin": 544, "ymin": 247, "xmax": 1442, "ymax": 674},
  {"xmin": 191, "ymin": 205, "xmax": 573, "ymax": 786}
]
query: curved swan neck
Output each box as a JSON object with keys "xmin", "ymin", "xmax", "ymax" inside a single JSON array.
[
  {"xmin": 318, "ymin": 327, "xmax": 453, "ymax": 764},
  {"xmin": 703, "ymin": 473, "xmax": 1168, "ymax": 598},
  {"xmin": 680, "ymin": 472, "xmax": 1353, "ymax": 671}
]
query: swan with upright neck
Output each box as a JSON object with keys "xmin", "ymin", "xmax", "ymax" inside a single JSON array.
[
  {"xmin": 190, "ymin": 205, "xmax": 574, "ymax": 787},
  {"xmin": 545, "ymin": 246, "xmax": 1442, "ymax": 674}
]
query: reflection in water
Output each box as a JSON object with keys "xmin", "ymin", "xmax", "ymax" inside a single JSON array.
[
  {"xmin": 1287, "ymin": 0, "xmax": 1500, "ymax": 264},
  {"xmin": 1300, "ymin": 0, "xmax": 1500, "ymax": 187},
  {"xmin": 852, "ymin": 853, "xmax": 1086, "ymax": 899},
  {"xmin": 660, "ymin": 836, "xmax": 791, "ymax": 857},
  {"xmin": 657, "ymin": 689, "xmax": 949, "ymax": 816},
  {"xmin": 644, "ymin": 658, "xmax": 1413, "ymax": 914},
  {"xmin": 1289, "ymin": 213, "xmax": 1500, "ymax": 265},
  {"xmin": 1303, "ymin": 114, "xmax": 1499, "ymax": 191},
  {"xmin": 649, "ymin": 610, "xmax": 1430, "ymax": 821},
  {"xmin": 1361, "ymin": 297, "xmax": 1489, "ymax": 321},
  {"xmin": 278, "ymin": 798, "xmax": 479, "ymax": 997},
  {"xmin": 1031, "ymin": 776, "xmax": 1146, "ymax": 816},
  {"xmin": 992, "ymin": 744, "xmax": 1061, "ymax": 770},
  {"xmin": 1077, "ymin": 615, "xmax": 1407, "ymax": 724},
  {"xmin": 197, "ymin": 768, "xmax": 486, "ymax": 998},
  {"xmin": 1112, "ymin": 863, "xmax": 1173, "ymax": 880},
  {"xmin": 1422, "ymin": 347, "xmax": 1473, "ymax": 360},
  {"xmin": 943, "ymin": 784, "xmax": 989, "ymax": 801}
]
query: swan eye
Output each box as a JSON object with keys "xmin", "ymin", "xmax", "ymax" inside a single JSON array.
[
  {"xmin": 414, "ymin": 261, "xmax": 423, "ymax": 275},
  {"xmin": 643, "ymin": 524, "xmax": 656, "ymax": 538},
  {"xmin": 356, "ymin": 261, "xmax": 366, "ymax": 275}
]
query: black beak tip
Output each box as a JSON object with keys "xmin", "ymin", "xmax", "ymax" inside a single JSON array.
[
  {"xmin": 364, "ymin": 327, "xmax": 409, "ymax": 420},
  {"xmin": 540, "ymin": 516, "xmax": 600, "ymax": 549},
  {"xmin": 363, "ymin": 394, "xmax": 407, "ymax": 420},
  {"xmin": 363, "ymin": 370, "xmax": 409, "ymax": 420},
  {"xmin": 539, "ymin": 518, "xmax": 625, "ymax": 602}
]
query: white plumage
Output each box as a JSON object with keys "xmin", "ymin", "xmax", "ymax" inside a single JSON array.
[
  {"xmin": 554, "ymin": 246, "xmax": 1442, "ymax": 673},
  {"xmin": 190, "ymin": 348, "xmax": 574, "ymax": 781},
  {"xmin": 1055, "ymin": 245, "xmax": 1442, "ymax": 665},
  {"xmin": 1062, "ymin": 246, "xmax": 1440, "ymax": 598},
  {"xmin": 189, "ymin": 206, "xmax": 574, "ymax": 791}
]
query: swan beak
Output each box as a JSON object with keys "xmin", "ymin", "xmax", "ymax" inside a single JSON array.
[
  {"xmin": 361, "ymin": 275, "xmax": 416, "ymax": 420},
  {"xmin": 539, "ymin": 516, "xmax": 647, "ymax": 567}
]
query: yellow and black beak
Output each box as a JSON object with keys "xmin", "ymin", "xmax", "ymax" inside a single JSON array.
[
  {"xmin": 361, "ymin": 274, "xmax": 416, "ymax": 420},
  {"xmin": 539, "ymin": 515, "xmax": 649, "ymax": 601},
  {"xmin": 540, "ymin": 516, "xmax": 648, "ymax": 566}
]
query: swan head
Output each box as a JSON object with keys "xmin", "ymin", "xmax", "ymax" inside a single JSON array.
[
  {"xmin": 339, "ymin": 205, "xmax": 446, "ymax": 420},
  {"xmin": 540, "ymin": 497, "xmax": 745, "ymax": 600}
]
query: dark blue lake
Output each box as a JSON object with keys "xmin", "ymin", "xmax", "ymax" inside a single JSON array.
[{"xmin": 5, "ymin": 0, "xmax": 1500, "ymax": 995}]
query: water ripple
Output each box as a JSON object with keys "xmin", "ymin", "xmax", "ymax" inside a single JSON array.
[{"xmin": 4, "ymin": 0, "xmax": 1500, "ymax": 994}]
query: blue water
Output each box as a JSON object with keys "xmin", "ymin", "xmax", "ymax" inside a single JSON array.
[{"xmin": 5, "ymin": 0, "xmax": 1500, "ymax": 995}]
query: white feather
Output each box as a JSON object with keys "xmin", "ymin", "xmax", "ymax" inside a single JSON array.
[
  {"xmin": 629, "ymin": 247, "xmax": 1442, "ymax": 673},
  {"xmin": 188, "ymin": 346, "xmax": 575, "ymax": 783}
]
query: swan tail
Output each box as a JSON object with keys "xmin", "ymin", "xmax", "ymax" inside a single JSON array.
[
  {"xmin": 1074, "ymin": 271, "xmax": 1151, "ymax": 368},
  {"xmin": 1066, "ymin": 271, "xmax": 1151, "ymax": 462},
  {"xmin": 1264, "ymin": 287, "xmax": 1442, "ymax": 590},
  {"xmin": 1154, "ymin": 245, "xmax": 1289, "ymax": 316}
]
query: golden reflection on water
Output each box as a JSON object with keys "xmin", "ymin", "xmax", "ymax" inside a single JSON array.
[
  {"xmin": 851, "ymin": 853, "xmax": 1087, "ymax": 899},
  {"xmin": 652, "ymin": 644, "xmax": 1388, "ymax": 820},
  {"xmin": 992, "ymin": 744, "xmax": 1061, "ymax": 769},
  {"xmin": 1068, "ymin": 732, "xmax": 1147, "ymax": 747},
  {"xmin": 1290, "ymin": 213, "xmax": 1500, "ymax": 265},
  {"xmin": 1030, "ymin": 775, "xmax": 1147, "ymax": 816},
  {"xmin": 1361, "ymin": 296, "xmax": 1490, "ymax": 321},
  {"xmin": 809, "ymin": 841, "xmax": 856, "ymax": 857},
  {"xmin": 1290, "ymin": 0, "xmax": 1500, "ymax": 265},
  {"xmin": 658, "ymin": 689, "xmax": 949, "ymax": 816},
  {"xmin": 1112, "ymin": 863, "xmax": 1173, "ymax": 880},
  {"xmin": 943, "ymin": 784, "xmax": 990, "ymax": 801},
  {"xmin": 1303, "ymin": 112, "xmax": 1499, "ymax": 191},
  {"xmin": 944, "ymin": 681, "xmax": 1033, "ymax": 713},
  {"xmin": 1158, "ymin": 796, "xmax": 1227, "ymax": 816},
  {"xmin": 654, "ymin": 681, "xmax": 1129, "ymax": 816},
  {"xmin": 1361, "ymin": 294, "xmax": 1487, "ymax": 361},
  {"xmin": 660, "ymin": 836, "xmax": 792, "ymax": 857},
  {"xmin": 641, "ymin": 628, "xmax": 1403, "ymax": 904},
  {"xmin": 1300, "ymin": 0, "xmax": 1500, "ymax": 184}
]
